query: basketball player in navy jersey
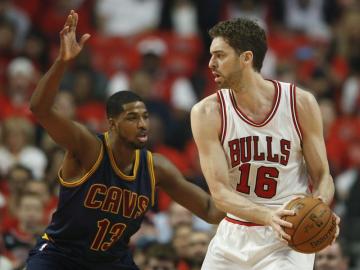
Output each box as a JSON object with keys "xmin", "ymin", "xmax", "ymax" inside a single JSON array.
[
  {"xmin": 25, "ymin": 10, "xmax": 224, "ymax": 270},
  {"xmin": 191, "ymin": 18, "xmax": 340, "ymax": 269}
]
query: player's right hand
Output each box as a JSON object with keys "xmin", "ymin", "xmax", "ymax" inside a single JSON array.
[
  {"xmin": 58, "ymin": 10, "xmax": 90, "ymax": 62},
  {"xmin": 267, "ymin": 196, "xmax": 305, "ymax": 244},
  {"xmin": 267, "ymin": 208, "xmax": 295, "ymax": 244}
]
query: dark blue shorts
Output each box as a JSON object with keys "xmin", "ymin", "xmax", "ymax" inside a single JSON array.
[{"xmin": 25, "ymin": 239, "xmax": 139, "ymax": 270}]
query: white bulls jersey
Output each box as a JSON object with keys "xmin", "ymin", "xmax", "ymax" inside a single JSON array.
[{"xmin": 217, "ymin": 80, "xmax": 310, "ymax": 222}]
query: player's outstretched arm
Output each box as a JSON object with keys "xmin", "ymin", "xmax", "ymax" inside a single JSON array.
[
  {"xmin": 153, "ymin": 153, "xmax": 225, "ymax": 224},
  {"xmin": 30, "ymin": 10, "xmax": 99, "ymax": 167},
  {"xmin": 190, "ymin": 96, "xmax": 295, "ymax": 241}
]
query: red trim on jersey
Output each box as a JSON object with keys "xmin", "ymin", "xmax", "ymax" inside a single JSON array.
[
  {"xmin": 290, "ymin": 84, "xmax": 303, "ymax": 142},
  {"xmin": 217, "ymin": 90, "xmax": 227, "ymax": 145},
  {"xmin": 225, "ymin": 216, "xmax": 263, "ymax": 226},
  {"xmin": 229, "ymin": 80, "xmax": 281, "ymax": 127}
]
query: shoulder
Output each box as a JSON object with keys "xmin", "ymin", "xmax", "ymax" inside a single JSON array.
[
  {"xmin": 191, "ymin": 93, "xmax": 220, "ymax": 115},
  {"xmin": 151, "ymin": 153, "xmax": 172, "ymax": 173},
  {"xmin": 294, "ymin": 86, "xmax": 319, "ymax": 112},
  {"xmin": 151, "ymin": 153, "xmax": 180, "ymax": 185},
  {"xmin": 191, "ymin": 93, "xmax": 222, "ymax": 125}
]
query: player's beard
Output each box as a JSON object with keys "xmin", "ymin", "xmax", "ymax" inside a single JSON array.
[
  {"xmin": 225, "ymin": 68, "xmax": 244, "ymax": 90},
  {"xmin": 128, "ymin": 140, "xmax": 146, "ymax": 150},
  {"xmin": 119, "ymin": 133, "xmax": 147, "ymax": 150}
]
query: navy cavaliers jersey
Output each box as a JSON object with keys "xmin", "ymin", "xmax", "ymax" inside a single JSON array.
[{"xmin": 43, "ymin": 132, "xmax": 156, "ymax": 261}]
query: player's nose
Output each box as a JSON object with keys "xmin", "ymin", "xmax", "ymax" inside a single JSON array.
[{"xmin": 208, "ymin": 56, "xmax": 216, "ymax": 69}]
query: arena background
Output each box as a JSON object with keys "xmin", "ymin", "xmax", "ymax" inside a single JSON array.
[{"xmin": 0, "ymin": 0, "xmax": 359, "ymax": 269}]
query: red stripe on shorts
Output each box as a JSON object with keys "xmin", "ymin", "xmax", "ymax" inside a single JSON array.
[{"xmin": 225, "ymin": 216, "xmax": 263, "ymax": 226}]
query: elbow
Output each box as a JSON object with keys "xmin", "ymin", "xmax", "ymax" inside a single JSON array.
[
  {"xmin": 29, "ymin": 97, "xmax": 47, "ymax": 117},
  {"xmin": 29, "ymin": 98, "xmax": 40, "ymax": 114},
  {"xmin": 211, "ymin": 188, "xmax": 228, "ymax": 212}
]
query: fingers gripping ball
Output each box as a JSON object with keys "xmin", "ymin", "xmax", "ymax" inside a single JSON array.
[{"xmin": 282, "ymin": 197, "xmax": 336, "ymax": 253}]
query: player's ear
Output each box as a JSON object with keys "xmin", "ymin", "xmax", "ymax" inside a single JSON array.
[
  {"xmin": 242, "ymin": 51, "xmax": 253, "ymax": 65},
  {"xmin": 108, "ymin": 117, "xmax": 116, "ymax": 130}
]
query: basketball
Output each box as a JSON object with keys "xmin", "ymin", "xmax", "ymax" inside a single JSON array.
[{"xmin": 282, "ymin": 197, "xmax": 336, "ymax": 254}]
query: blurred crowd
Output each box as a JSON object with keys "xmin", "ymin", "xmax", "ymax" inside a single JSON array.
[{"xmin": 0, "ymin": 0, "xmax": 359, "ymax": 269}]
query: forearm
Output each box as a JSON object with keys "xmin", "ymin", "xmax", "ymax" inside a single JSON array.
[
  {"xmin": 30, "ymin": 59, "xmax": 68, "ymax": 115},
  {"xmin": 212, "ymin": 186, "xmax": 271, "ymax": 225},
  {"xmin": 312, "ymin": 174, "xmax": 335, "ymax": 205}
]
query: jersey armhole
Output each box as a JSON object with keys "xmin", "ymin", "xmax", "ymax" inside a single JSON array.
[
  {"xmin": 217, "ymin": 90, "xmax": 227, "ymax": 145},
  {"xmin": 290, "ymin": 84, "xmax": 303, "ymax": 143},
  {"xmin": 146, "ymin": 151, "xmax": 156, "ymax": 206},
  {"xmin": 58, "ymin": 140, "xmax": 104, "ymax": 187}
]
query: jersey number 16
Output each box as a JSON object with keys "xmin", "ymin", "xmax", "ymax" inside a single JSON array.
[{"xmin": 236, "ymin": 163, "xmax": 279, "ymax": 198}]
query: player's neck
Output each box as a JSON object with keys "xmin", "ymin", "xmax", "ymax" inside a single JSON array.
[
  {"xmin": 231, "ymin": 72, "xmax": 276, "ymax": 116},
  {"xmin": 107, "ymin": 131, "xmax": 137, "ymax": 173}
]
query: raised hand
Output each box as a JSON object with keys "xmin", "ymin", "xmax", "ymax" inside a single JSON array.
[{"xmin": 58, "ymin": 10, "xmax": 91, "ymax": 62}]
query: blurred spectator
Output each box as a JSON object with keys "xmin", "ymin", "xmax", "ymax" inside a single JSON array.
[
  {"xmin": 130, "ymin": 215, "xmax": 158, "ymax": 252},
  {"xmin": 0, "ymin": 0, "xmax": 30, "ymax": 49},
  {"xmin": 318, "ymin": 99, "xmax": 337, "ymax": 140},
  {"xmin": 159, "ymin": 0, "xmax": 198, "ymax": 36},
  {"xmin": 61, "ymin": 48, "xmax": 108, "ymax": 132},
  {"xmin": 185, "ymin": 230, "xmax": 211, "ymax": 270},
  {"xmin": 2, "ymin": 191, "xmax": 45, "ymax": 269},
  {"xmin": 20, "ymin": 28, "xmax": 50, "ymax": 72},
  {"xmin": 24, "ymin": 180, "xmax": 58, "ymax": 223},
  {"xmin": 135, "ymin": 37, "xmax": 197, "ymax": 110},
  {"xmin": 0, "ymin": 57, "xmax": 37, "ymax": 121},
  {"xmin": 337, "ymin": 7, "xmax": 360, "ymax": 61},
  {"xmin": 1, "ymin": 164, "xmax": 33, "ymax": 231},
  {"xmin": 272, "ymin": 0, "xmax": 333, "ymax": 40},
  {"xmin": 0, "ymin": 117, "xmax": 47, "ymax": 179},
  {"xmin": 95, "ymin": 0, "xmax": 162, "ymax": 36},
  {"xmin": 42, "ymin": 146, "xmax": 64, "ymax": 195},
  {"xmin": 340, "ymin": 57, "xmax": 360, "ymax": 116},
  {"xmin": 171, "ymin": 223, "xmax": 192, "ymax": 270},
  {"xmin": 314, "ymin": 239, "xmax": 349, "ymax": 270},
  {"xmin": 0, "ymin": 253, "xmax": 12, "ymax": 270},
  {"xmin": 326, "ymin": 117, "xmax": 360, "ymax": 174},
  {"xmin": 224, "ymin": 0, "xmax": 267, "ymax": 31},
  {"xmin": 35, "ymin": 0, "xmax": 94, "ymax": 42},
  {"xmin": 0, "ymin": 18, "xmax": 16, "ymax": 84},
  {"xmin": 12, "ymin": 0, "xmax": 42, "ymax": 21},
  {"xmin": 0, "ymin": 0, "xmax": 359, "ymax": 268},
  {"xmin": 154, "ymin": 202, "xmax": 192, "ymax": 243},
  {"xmin": 144, "ymin": 243, "xmax": 178, "ymax": 270}
]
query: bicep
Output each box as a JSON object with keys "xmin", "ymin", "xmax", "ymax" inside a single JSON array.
[
  {"xmin": 191, "ymin": 104, "xmax": 230, "ymax": 193},
  {"xmin": 297, "ymin": 92, "xmax": 330, "ymax": 182}
]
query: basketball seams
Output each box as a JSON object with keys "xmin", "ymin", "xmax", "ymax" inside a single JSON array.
[
  {"xmin": 293, "ymin": 211, "xmax": 334, "ymax": 248},
  {"xmin": 285, "ymin": 200, "xmax": 323, "ymax": 246}
]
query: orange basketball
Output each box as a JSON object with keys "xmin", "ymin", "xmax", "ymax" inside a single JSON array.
[{"xmin": 282, "ymin": 197, "xmax": 337, "ymax": 254}]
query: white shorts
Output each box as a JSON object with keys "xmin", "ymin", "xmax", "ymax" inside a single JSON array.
[{"xmin": 202, "ymin": 217, "xmax": 315, "ymax": 270}]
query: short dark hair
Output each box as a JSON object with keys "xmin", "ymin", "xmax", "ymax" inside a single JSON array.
[
  {"xmin": 209, "ymin": 18, "xmax": 267, "ymax": 72},
  {"xmin": 106, "ymin": 90, "xmax": 144, "ymax": 118}
]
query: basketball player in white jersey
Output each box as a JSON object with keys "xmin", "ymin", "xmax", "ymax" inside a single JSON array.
[{"xmin": 191, "ymin": 18, "xmax": 340, "ymax": 270}]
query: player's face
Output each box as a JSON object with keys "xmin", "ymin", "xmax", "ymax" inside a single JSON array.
[
  {"xmin": 208, "ymin": 37, "xmax": 244, "ymax": 88},
  {"xmin": 314, "ymin": 243, "xmax": 348, "ymax": 270},
  {"xmin": 113, "ymin": 101, "xmax": 149, "ymax": 149}
]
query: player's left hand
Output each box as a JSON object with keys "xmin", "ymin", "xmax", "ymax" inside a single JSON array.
[
  {"xmin": 315, "ymin": 195, "xmax": 340, "ymax": 246},
  {"xmin": 331, "ymin": 213, "xmax": 340, "ymax": 245},
  {"xmin": 273, "ymin": 195, "xmax": 305, "ymax": 244},
  {"xmin": 58, "ymin": 10, "xmax": 90, "ymax": 62}
]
